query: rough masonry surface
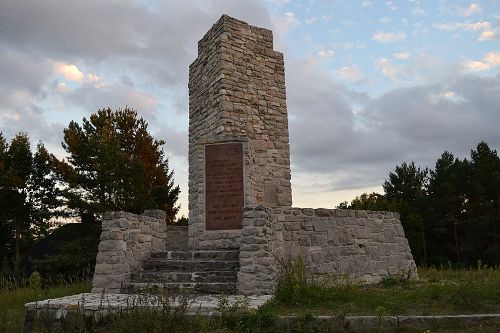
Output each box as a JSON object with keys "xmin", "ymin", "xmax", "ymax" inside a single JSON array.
[
  {"xmin": 92, "ymin": 210, "xmax": 166, "ymax": 293},
  {"xmin": 188, "ymin": 15, "xmax": 293, "ymax": 249},
  {"xmin": 238, "ymin": 207, "xmax": 417, "ymax": 294}
]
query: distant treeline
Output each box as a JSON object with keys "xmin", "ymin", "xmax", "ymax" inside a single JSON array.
[{"xmin": 338, "ymin": 141, "xmax": 500, "ymax": 267}]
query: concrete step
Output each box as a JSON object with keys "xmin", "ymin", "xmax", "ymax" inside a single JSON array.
[
  {"xmin": 138, "ymin": 270, "xmax": 238, "ymax": 283},
  {"xmin": 122, "ymin": 282, "xmax": 238, "ymax": 294},
  {"xmin": 150, "ymin": 250, "xmax": 240, "ymax": 261},
  {"xmin": 142, "ymin": 259, "xmax": 239, "ymax": 272}
]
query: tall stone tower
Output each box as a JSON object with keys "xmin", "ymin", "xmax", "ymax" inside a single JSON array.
[{"xmin": 188, "ymin": 15, "xmax": 292, "ymax": 249}]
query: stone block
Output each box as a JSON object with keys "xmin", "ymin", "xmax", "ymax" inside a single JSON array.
[
  {"xmin": 298, "ymin": 235, "xmax": 311, "ymax": 247},
  {"xmin": 98, "ymin": 240, "xmax": 126, "ymax": 252},
  {"xmin": 284, "ymin": 222, "xmax": 300, "ymax": 231},
  {"xmin": 312, "ymin": 220, "xmax": 326, "ymax": 232},
  {"xmin": 315, "ymin": 208, "xmax": 332, "ymax": 217}
]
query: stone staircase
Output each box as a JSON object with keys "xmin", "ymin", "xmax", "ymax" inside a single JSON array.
[{"xmin": 122, "ymin": 226, "xmax": 240, "ymax": 294}]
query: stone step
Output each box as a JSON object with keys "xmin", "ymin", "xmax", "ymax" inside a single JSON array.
[
  {"xmin": 165, "ymin": 243, "xmax": 189, "ymax": 251},
  {"xmin": 142, "ymin": 259, "xmax": 239, "ymax": 272},
  {"xmin": 150, "ymin": 250, "xmax": 240, "ymax": 261},
  {"xmin": 138, "ymin": 270, "xmax": 238, "ymax": 283},
  {"xmin": 122, "ymin": 282, "xmax": 237, "ymax": 294}
]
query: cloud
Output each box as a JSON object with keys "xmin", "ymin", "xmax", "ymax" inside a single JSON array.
[
  {"xmin": 286, "ymin": 55, "xmax": 500, "ymax": 194},
  {"xmin": 305, "ymin": 17, "xmax": 317, "ymax": 24},
  {"xmin": 335, "ymin": 41, "xmax": 366, "ymax": 50},
  {"xmin": 478, "ymin": 29, "xmax": 498, "ymax": 41},
  {"xmin": 376, "ymin": 58, "xmax": 400, "ymax": 79},
  {"xmin": 464, "ymin": 51, "xmax": 500, "ymax": 71},
  {"xmin": 411, "ymin": 6, "xmax": 426, "ymax": 16},
  {"xmin": 0, "ymin": 48, "xmax": 52, "ymax": 95},
  {"xmin": 54, "ymin": 62, "xmax": 84, "ymax": 82},
  {"xmin": 460, "ymin": 3, "xmax": 482, "ymax": 17},
  {"xmin": 267, "ymin": 0, "xmax": 290, "ymax": 4},
  {"xmin": 337, "ymin": 66, "xmax": 364, "ymax": 81},
  {"xmin": 434, "ymin": 21, "xmax": 494, "ymax": 41},
  {"xmin": 0, "ymin": 0, "xmax": 272, "ymax": 86},
  {"xmin": 372, "ymin": 31, "xmax": 407, "ymax": 42},
  {"xmin": 378, "ymin": 17, "xmax": 391, "ymax": 24},
  {"xmin": 484, "ymin": 52, "xmax": 500, "ymax": 65},
  {"xmin": 434, "ymin": 21, "xmax": 490, "ymax": 31},
  {"xmin": 271, "ymin": 11, "xmax": 299, "ymax": 44},
  {"xmin": 65, "ymin": 83, "xmax": 159, "ymax": 115},
  {"xmin": 384, "ymin": 0, "xmax": 398, "ymax": 11},
  {"xmin": 394, "ymin": 51, "xmax": 410, "ymax": 60},
  {"xmin": 464, "ymin": 60, "xmax": 492, "ymax": 71},
  {"xmin": 318, "ymin": 49, "xmax": 335, "ymax": 58}
]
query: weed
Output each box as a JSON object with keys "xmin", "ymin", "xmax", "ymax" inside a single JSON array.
[
  {"xmin": 380, "ymin": 269, "xmax": 414, "ymax": 288},
  {"xmin": 274, "ymin": 256, "xmax": 310, "ymax": 305}
]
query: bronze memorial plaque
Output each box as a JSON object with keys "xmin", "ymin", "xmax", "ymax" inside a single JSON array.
[{"xmin": 205, "ymin": 143, "xmax": 244, "ymax": 230}]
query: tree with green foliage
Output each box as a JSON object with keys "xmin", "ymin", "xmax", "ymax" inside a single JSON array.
[
  {"xmin": 28, "ymin": 143, "xmax": 66, "ymax": 238},
  {"xmin": 426, "ymin": 151, "xmax": 467, "ymax": 264},
  {"xmin": 0, "ymin": 133, "xmax": 11, "ymax": 270},
  {"xmin": 0, "ymin": 133, "xmax": 33, "ymax": 273},
  {"xmin": 0, "ymin": 133, "xmax": 63, "ymax": 274},
  {"xmin": 336, "ymin": 192, "xmax": 396, "ymax": 211},
  {"xmin": 342, "ymin": 142, "xmax": 499, "ymax": 266},
  {"xmin": 464, "ymin": 142, "xmax": 500, "ymax": 264},
  {"xmin": 54, "ymin": 107, "xmax": 180, "ymax": 222},
  {"xmin": 383, "ymin": 161, "xmax": 429, "ymax": 265}
]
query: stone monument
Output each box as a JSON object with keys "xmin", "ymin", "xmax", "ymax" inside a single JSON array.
[
  {"xmin": 188, "ymin": 15, "xmax": 292, "ymax": 249},
  {"xmin": 91, "ymin": 14, "xmax": 417, "ymax": 296}
]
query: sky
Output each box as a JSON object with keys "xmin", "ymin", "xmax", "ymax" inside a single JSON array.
[{"xmin": 0, "ymin": 0, "xmax": 499, "ymax": 218}]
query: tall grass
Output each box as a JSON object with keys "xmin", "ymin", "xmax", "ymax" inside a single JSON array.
[
  {"xmin": 0, "ymin": 271, "xmax": 92, "ymax": 333},
  {"xmin": 272, "ymin": 258, "xmax": 500, "ymax": 316}
]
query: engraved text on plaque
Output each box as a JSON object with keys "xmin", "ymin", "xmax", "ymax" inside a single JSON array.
[{"xmin": 205, "ymin": 143, "xmax": 244, "ymax": 230}]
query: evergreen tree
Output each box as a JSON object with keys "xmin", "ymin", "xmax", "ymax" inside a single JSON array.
[
  {"xmin": 28, "ymin": 142, "xmax": 65, "ymax": 238},
  {"xmin": 336, "ymin": 192, "xmax": 396, "ymax": 211},
  {"xmin": 384, "ymin": 161, "xmax": 429, "ymax": 265},
  {"xmin": 0, "ymin": 134, "xmax": 64, "ymax": 273},
  {"xmin": 465, "ymin": 142, "xmax": 500, "ymax": 264},
  {"xmin": 55, "ymin": 107, "xmax": 180, "ymax": 222},
  {"xmin": 0, "ymin": 133, "xmax": 12, "ymax": 267},
  {"xmin": 0, "ymin": 133, "xmax": 32, "ymax": 272},
  {"xmin": 427, "ymin": 151, "xmax": 467, "ymax": 264}
]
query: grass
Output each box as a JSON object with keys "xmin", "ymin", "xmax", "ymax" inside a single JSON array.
[
  {"xmin": 0, "ymin": 279, "xmax": 91, "ymax": 332},
  {"xmin": 271, "ymin": 263, "xmax": 500, "ymax": 317},
  {"xmin": 1, "ymin": 266, "xmax": 498, "ymax": 332}
]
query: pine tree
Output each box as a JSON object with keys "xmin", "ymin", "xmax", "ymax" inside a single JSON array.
[
  {"xmin": 384, "ymin": 161, "xmax": 429, "ymax": 265},
  {"xmin": 55, "ymin": 107, "xmax": 180, "ymax": 222},
  {"xmin": 1, "ymin": 133, "xmax": 32, "ymax": 273}
]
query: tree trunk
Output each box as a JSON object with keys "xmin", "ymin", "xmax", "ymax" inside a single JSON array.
[
  {"xmin": 421, "ymin": 221, "xmax": 427, "ymax": 266},
  {"xmin": 15, "ymin": 219, "xmax": 20, "ymax": 275},
  {"xmin": 454, "ymin": 223, "xmax": 460, "ymax": 265}
]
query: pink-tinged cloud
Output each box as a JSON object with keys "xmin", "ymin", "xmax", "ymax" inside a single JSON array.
[
  {"xmin": 460, "ymin": 3, "xmax": 482, "ymax": 17},
  {"xmin": 54, "ymin": 62, "xmax": 84, "ymax": 81},
  {"xmin": 478, "ymin": 30, "xmax": 498, "ymax": 41},
  {"xmin": 464, "ymin": 52, "xmax": 500, "ymax": 71}
]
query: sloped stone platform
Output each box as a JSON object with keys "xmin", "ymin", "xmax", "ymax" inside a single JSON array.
[{"xmin": 23, "ymin": 293, "xmax": 272, "ymax": 332}]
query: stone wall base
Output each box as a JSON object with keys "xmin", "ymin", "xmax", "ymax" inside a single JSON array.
[
  {"xmin": 91, "ymin": 210, "xmax": 166, "ymax": 293},
  {"xmin": 238, "ymin": 206, "xmax": 417, "ymax": 295}
]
